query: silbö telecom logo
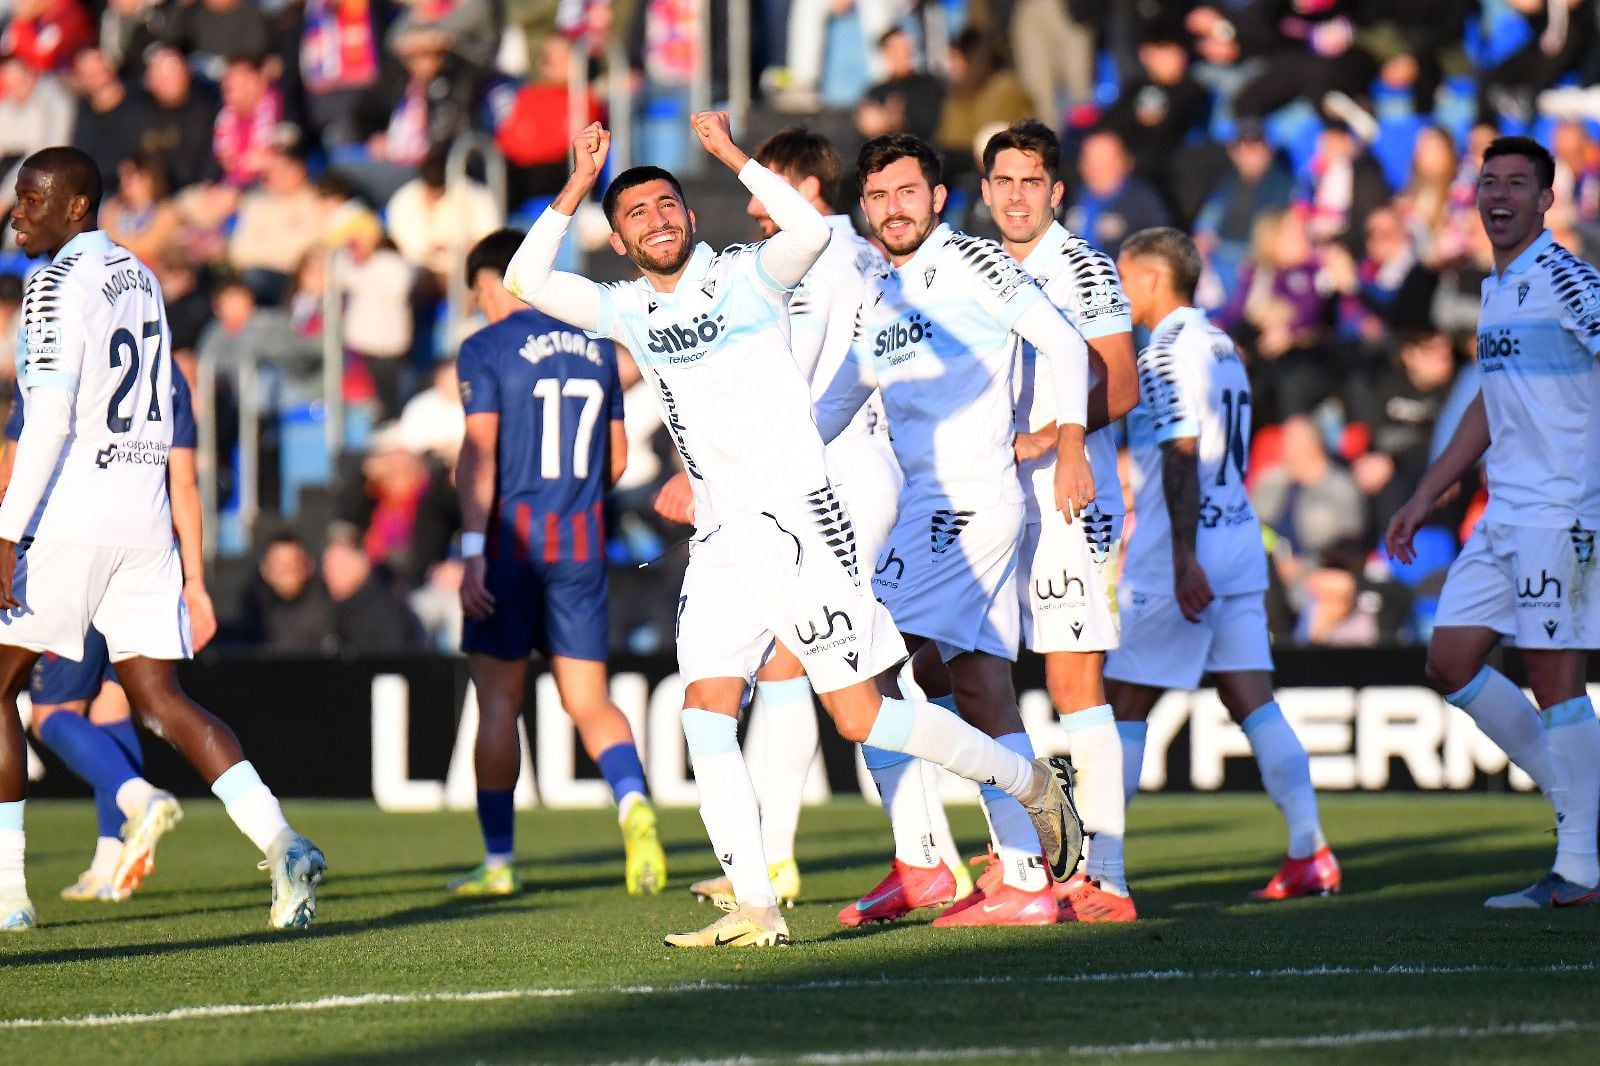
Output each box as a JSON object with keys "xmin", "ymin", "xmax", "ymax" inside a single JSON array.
[{"xmin": 646, "ymin": 314, "xmax": 726, "ymax": 358}]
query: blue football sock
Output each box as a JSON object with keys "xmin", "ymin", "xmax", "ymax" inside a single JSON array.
[
  {"xmin": 37, "ymin": 713, "xmax": 141, "ymax": 800},
  {"xmin": 97, "ymin": 719, "xmax": 144, "ymax": 774},
  {"xmin": 595, "ymin": 742, "xmax": 648, "ymax": 805},
  {"xmin": 477, "ymin": 788, "xmax": 515, "ymax": 860}
]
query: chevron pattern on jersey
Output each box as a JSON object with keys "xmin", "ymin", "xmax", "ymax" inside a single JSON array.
[
  {"xmin": 1081, "ymin": 504, "xmax": 1116, "ymax": 557},
  {"xmin": 20, "ymin": 254, "xmax": 81, "ymax": 370},
  {"xmin": 1138, "ymin": 324, "xmax": 1189, "ymax": 435},
  {"xmin": 930, "ymin": 509, "xmax": 976, "ymax": 554},
  {"xmin": 945, "ymin": 232, "xmax": 1032, "ymax": 297},
  {"xmin": 1541, "ymin": 243, "xmax": 1600, "ymax": 339},
  {"xmin": 806, "ymin": 483, "xmax": 859, "ymax": 582}
]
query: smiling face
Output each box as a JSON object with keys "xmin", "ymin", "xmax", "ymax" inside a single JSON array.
[
  {"xmin": 608, "ymin": 178, "xmax": 695, "ymax": 276},
  {"xmin": 982, "ymin": 147, "xmax": 1062, "ymax": 248},
  {"xmin": 1477, "ymin": 152, "xmax": 1553, "ymax": 256},
  {"xmin": 860, "ymin": 155, "xmax": 945, "ymax": 263}
]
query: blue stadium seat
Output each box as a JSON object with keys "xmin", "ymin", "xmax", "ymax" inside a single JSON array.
[
  {"xmin": 1381, "ymin": 525, "xmax": 1457, "ymax": 588},
  {"xmin": 821, "ymin": 11, "xmax": 871, "ymax": 107},
  {"xmin": 278, "ymin": 403, "xmax": 334, "ymax": 515},
  {"xmin": 1264, "ymin": 101, "xmax": 1324, "ymax": 175}
]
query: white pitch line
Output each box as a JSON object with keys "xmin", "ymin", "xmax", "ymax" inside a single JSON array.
[
  {"xmin": 1, "ymin": 961, "xmax": 1594, "ymax": 1032},
  {"xmin": 623, "ymin": 1021, "xmax": 1600, "ymax": 1065}
]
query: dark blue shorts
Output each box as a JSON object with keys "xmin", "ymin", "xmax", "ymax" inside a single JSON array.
[
  {"xmin": 460, "ymin": 558, "xmax": 609, "ymax": 662},
  {"xmin": 31, "ymin": 626, "xmax": 116, "ymax": 706}
]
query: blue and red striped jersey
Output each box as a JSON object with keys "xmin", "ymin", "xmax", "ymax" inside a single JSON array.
[{"xmin": 458, "ymin": 308, "xmax": 623, "ymax": 563}]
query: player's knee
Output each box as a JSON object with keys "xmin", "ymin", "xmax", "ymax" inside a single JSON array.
[
  {"xmin": 823, "ymin": 690, "xmax": 878, "ymax": 744},
  {"xmin": 1423, "ymin": 651, "xmax": 1475, "ymax": 697}
]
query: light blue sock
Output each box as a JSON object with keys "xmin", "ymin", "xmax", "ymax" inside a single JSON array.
[
  {"xmin": 0, "ymin": 800, "xmax": 21, "ymax": 833},
  {"xmin": 1540, "ymin": 696, "xmax": 1600, "ymax": 887},
  {"xmin": 1242, "ymin": 702, "xmax": 1323, "ymax": 858},
  {"xmin": 1117, "ymin": 721, "xmax": 1148, "ymax": 807}
]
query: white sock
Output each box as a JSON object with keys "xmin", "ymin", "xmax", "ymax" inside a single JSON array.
[
  {"xmin": 114, "ymin": 777, "xmax": 157, "ymax": 821},
  {"xmin": 754, "ymin": 676, "xmax": 818, "ymax": 864},
  {"xmin": 865, "ymin": 695, "xmax": 1035, "ymax": 797},
  {"xmin": 683, "ymin": 708, "xmax": 775, "ymax": 909},
  {"xmin": 0, "ymin": 800, "xmax": 23, "ymax": 895},
  {"xmin": 920, "ymin": 757, "xmax": 965, "ymax": 873},
  {"xmin": 981, "ymin": 733, "xmax": 1047, "ymax": 891},
  {"xmin": 1542, "ymin": 697, "xmax": 1600, "ymax": 888},
  {"xmin": 1446, "ymin": 666, "xmax": 1557, "ymax": 796},
  {"xmin": 91, "ymin": 836, "xmax": 122, "ymax": 880},
  {"xmin": 210, "ymin": 761, "xmax": 291, "ymax": 855},
  {"xmin": 1242, "ymin": 702, "xmax": 1325, "ymax": 859},
  {"xmin": 616, "ymin": 791, "xmax": 646, "ymax": 824},
  {"xmin": 483, "ymin": 852, "xmax": 513, "ymax": 871},
  {"xmin": 862, "ymin": 745, "xmax": 937, "ymax": 867},
  {"xmin": 1118, "ymin": 721, "xmax": 1147, "ymax": 808},
  {"xmin": 1065, "ymin": 705, "xmax": 1128, "ymax": 894}
]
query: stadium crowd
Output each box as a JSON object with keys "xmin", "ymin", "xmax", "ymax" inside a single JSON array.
[{"xmin": 0, "ymin": 0, "xmax": 1597, "ymax": 654}]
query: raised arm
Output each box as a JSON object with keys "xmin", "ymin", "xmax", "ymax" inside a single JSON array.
[
  {"xmin": 692, "ymin": 111, "xmax": 830, "ymax": 290},
  {"xmin": 504, "ymin": 123, "xmax": 611, "ymax": 333}
]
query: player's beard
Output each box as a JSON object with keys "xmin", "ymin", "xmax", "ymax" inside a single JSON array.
[
  {"xmin": 626, "ymin": 224, "xmax": 693, "ymax": 275},
  {"xmin": 875, "ymin": 211, "xmax": 936, "ymax": 258}
]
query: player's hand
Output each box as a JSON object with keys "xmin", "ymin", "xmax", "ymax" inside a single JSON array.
[
  {"xmin": 1173, "ymin": 551, "xmax": 1214, "ymax": 623},
  {"xmin": 1383, "ymin": 493, "xmax": 1431, "ymax": 566},
  {"xmin": 691, "ymin": 111, "xmax": 747, "ymax": 170},
  {"xmin": 184, "ymin": 579, "xmax": 218, "ymax": 652},
  {"xmin": 572, "ymin": 122, "xmax": 611, "ymax": 183},
  {"xmin": 653, "ymin": 470, "xmax": 696, "ymax": 526},
  {"xmin": 461, "ymin": 556, "xmax": 495, "ymax": 621},
  {"xmin": 1013, "ymin": 426, "xmax": 1056, "ymax": 463},
  {"xmin": 1053, "ymin": 443, "xmax": 1095, "ymax": 524},
  {"xmin": 0, "ymin": 539, "xmax": 15, "ymax": 611}
]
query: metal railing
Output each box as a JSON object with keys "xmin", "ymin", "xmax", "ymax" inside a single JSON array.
[{"xmin": 443, "ymin": 132, "xmax": 508, "ymax": 356}]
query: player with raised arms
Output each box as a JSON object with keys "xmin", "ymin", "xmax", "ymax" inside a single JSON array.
[
  {"xmin": 505, "ymin": 115, "xmax": 1082, "ymax": 948},
  {"xmin": 0, "ymin": 367, "xmax": 215, "ymax": 902},
  {"xmin": 1387, "ymin": 135, "xmax": 1600, "ymax": 909},
  {"xmin": 814, "ymin": 132, "xmax": 1099, "ymax": 928},
  {"xmin": 0, "ymin": 146, "xmax": 323, "ymax": 931},
  {"xmin": 449, "ymin": 228, "xmax": 666, "ymax": 899},
  {"xmin": 665, "ymin": 128, "xmax": 971, "ymax": 913},
  {"xmin": 1105, "ymin": 227, "xmax": 1339, "ymax": 901}
]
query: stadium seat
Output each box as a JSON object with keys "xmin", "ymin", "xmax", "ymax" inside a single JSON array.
[
  {"xmin": 1381, "ymin": 525, "xmax": 1458, "ymax": 588},
  {"xmin": 278, "ymin": 403, "xmax": 334, "ymax": 516},
  {"xmin": 821, "ymin": 11, "xmax": 871, "ymax": 108}
]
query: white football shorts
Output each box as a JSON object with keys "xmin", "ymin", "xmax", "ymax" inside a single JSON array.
[
  {"xmin": 1434, "ymin": 521, "xmax": 1600, "ymax": 649},
  {"xmin": 675, "ymin": 486, "xmax": 906, "ymax": 693},
  {"xmin": 0, "ymin": 540, "xmax": 191, "ymax": 662},
  {"xmin": 872, "ymin": 500, "xmax": 1023, "ymax": 662},
  {"xmin": 828, "ymin": 433, "xmax": 901, "ymax": 572},
  {"xmin": 1019, "ymin": 504, "xmax": 1123, "ymax": 654},
  {"xmin": 1103, "ymin": 588, "xmax": 1272, "ymax": 690}
]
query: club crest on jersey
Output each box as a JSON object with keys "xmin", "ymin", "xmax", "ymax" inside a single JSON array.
[
  {"xmin": 1572, "ymin": 523, "xmax": 1595, "ymax": 568},
  {"xmin": 874, "ymin": 314, "xmax": 934, "ymax": 363},
  {"xmin": 646, "ymin": 313, "xmax": 727, "ymax": 360},
  {"xmin": 1517, "ymin": 280, "xmax": 1531, "ymax": 306},
  {"xmin": 923, "ymin": 268, "xmax": 936, "ymax": 287}
]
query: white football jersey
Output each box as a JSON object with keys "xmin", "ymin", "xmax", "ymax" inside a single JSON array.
[
  {"xmin": 841, "ymin": 223, "xmax": 1045, "ymax": 513},
  {"xmin": 592, "ymin": 240, "xmax": 830, "ymax": 521},
  {"xmin": 18, "ymin": 230, "xmax": 174, "ymax": 550},
  {"xmin": 1475, "ymin": 229, "xmax": 1600, "ymax": 528},
  {"xmin": 1013, "ymin": 222, "xmax": 1133, "ymax": 523},
  {"xmin": 793, "ymin": 215, "xmax": 891, "ymax": 450},
  {"xmin": 1122, "ymin": 306, "xmax": 1267, "ymax": 597}
]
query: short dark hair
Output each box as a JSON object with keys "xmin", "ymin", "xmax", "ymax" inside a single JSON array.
[
  {"xmin": 1482, "ymin": 135, "xmax": 1556, "ymax": 190},
  {"xmin": 981, "ymin": 120, "xmax": 1060, "ymax": 178},
  {"xmin": 856, "ymin": 133, "xmax": 942, "ymax": 193},
  {"xmin": 601, "ymin": 165, "xmax": 686, "ymax": 227},
  {"xmin": 465, "ymin": 228, "xmax": 527, "ymax": 287},
  {"xmin": 22, "ymin": 146, "xmax": 103, "ymax": 215},
  {"xmin": 754, "ymin": 127, "xmax": 843, "ymax": 211},
  {"xmin": 1120, "ymin": 226, "xmax": 1203, "ymax": 301}
]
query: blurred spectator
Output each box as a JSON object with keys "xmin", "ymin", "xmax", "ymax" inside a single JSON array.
[
  {"xmin": 167, "ymin": 0, "xmax": 276, "ymax": 85},
  {"xmin": 101, "ymin": 152, "xmax": 182, "ymax": 267},
  {"xmin": 1395, "ymin": 125, "xmax": 1466, "ymax": 266},
  {"xmin": 777, "ymin": 0, "xmax": 902, "ymax": 113},
  {"xmin": 1194, "ymin": 120, "xmax": 1295, "ymax": 300},
  {"xmin": 494, "ymin": 32, "xmax": 601, "ymax": 203},
  {"xmin": 855, "ymin": 27, "xmax": 945, "ymax": 143},
  {"xmin": 1, "ymin": 0, "xmax": 94, "ymax": 75},
  {"xmin": 322, "ymin": 524, "xmax": 427, "ymax": 652},
  {"xmin": 397, "ymin": 358, "xmax": 466, "ymax": 465},
  {"xmin": 99, "ymin": 0, "xmax": 176, "ymax": 79},
  {"xmin": 197, "ymin": 275, "xmax": 325, "ymax": 411},
  {"xmin": 299, "ymin": 0, "xmax": 386, "ymax": 147},
  {"xmin": 241, "ymin": 531, "xmax": 337, "ymax": 651},
  {"xmin": 0, "ymin": 275, "xmax": 22, "ymax": 383},
  {"xmin": 213, "ymin": 54, "xmax": 285, "ymax": 189},
  {"xmin": 140, "ymin": 46, "xmax": 223, "ymax": 191},
  {"xmin": 1324, "ymin": 205, "xmax": 1439, "ymax": 340},
  {"xmin": 1296, "ymin": 538, "xmax": 1396, "ymax": 646},
  {"xmin": 1478, "ymin": 0, "xmax": 1593, "ymax": 125},
  {"xmin": 342, "ymin": 422, "xmax": 460, "ymax": 589},
  {"xmin": 155, "ymin": 245, "xmax": 214, "ymax": 368},
  {"xmin": 1064, "ymin": 129, "xmax": 1171, "ymax": 257},
  {"xmin": 1349, "ymin": 329, "xmax": 1459, "ymax": 538},
  {"xmin": 1226, "ymin": 1, "xmax": 1376, "ymax": 120},
  {"xmin": 69, "ymin": 49, "xmax": 151, "ymax": 195},
  {"xmin": 934, "ymin": 27, "xmax": 1031, "ymax": 190},
  {"xmin": 410, "ymin": 556, "xmax": 464, "ymax": 651},
  {"xmin": 1296, "ymin": 122, "xmax": 1390, "ymax": 256},
  {"xmin": 331, "ymin": 207, "xmax": 417, "ymax": 418},
  {"xmin": 1550, "ymin": 119, "xmax": 1600, "ymax": 253},
  {"xmin": 1254, "ymin": 414, "xmax": 1364, "ymax": 579},
  {"xmin": 1098, "ymin": 27, "xmax": 1209, "ymax": 194},
  {"xmin": 389, "ymin": 0, "xmax": 498, "ymax": 70},
  {"xmin": 0, "ymin": 57, "xmax": 74, "ymax": 178},
  {"xmin": 1009, "ymin": 0, "xmax": 1096, "ymax": 125},
  {"xmin": 1218, "ymin": 207, "xmax": 1337, "ymax": 420},
  {"xmin": 387, "ymin": 149, "xmax": 502, "ymax": 282},
  {"xmin": 228, "ymin": 134, "xmax": 326, "ymax": 305}
]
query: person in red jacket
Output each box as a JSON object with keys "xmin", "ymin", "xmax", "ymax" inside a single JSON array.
[
  {"xmin": 495, "ymin": 34, "xmax": 601, "ymax": 204},
  {"xmin": 1, "ymin": 0, "xmax": 94, "ymax": 74}
]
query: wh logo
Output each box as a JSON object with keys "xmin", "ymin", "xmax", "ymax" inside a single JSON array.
[
  {"xmin": 796, "ymin": 605, "xmax": 852, "ymax": 645},
  {"xmin": 1517, "ymin": 570, "xmax": 1562, "ymax": 600},
  {"xmin": 1035, "ymin": 572, "xmax": 1086, "ymax": 601},
  {"xmin": 875, "ymin": 549, "xmax": 905, "ymax": 582}
]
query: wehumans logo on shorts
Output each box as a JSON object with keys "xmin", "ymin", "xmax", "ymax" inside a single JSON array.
[
  {"xmin": 874, "ymin": 549, "xmax": 905, "ymax": 588},
  {"xmin": 796, "ymin": 605, "xmax": 853, "ymax": 647},
  {"xmin": 1516, "ymin": 569, "xmax": 1562, "ymax": 604},
  {"xmin": 1034, "ymin": 572, "xmax": 1086, "ymax": 603}
]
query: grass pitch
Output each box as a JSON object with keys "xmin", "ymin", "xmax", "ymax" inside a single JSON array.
[{"xmin": 2, "ymin": 793, "xmax": 1597, "ymax": 1064}]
